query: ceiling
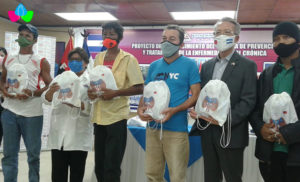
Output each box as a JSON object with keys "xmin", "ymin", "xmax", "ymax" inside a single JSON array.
[{"xmin": 1, "ymin": 0, "xmax": 300, "ymax": 27}]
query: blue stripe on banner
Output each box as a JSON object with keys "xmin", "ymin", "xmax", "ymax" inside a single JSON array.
[
  {"xmin": 88, "ymin": 34, "xmax": 103, "ymax": 40},
  {"xmin": 88, "ymin": 46, "xmax": 102, "ymax": 52}
]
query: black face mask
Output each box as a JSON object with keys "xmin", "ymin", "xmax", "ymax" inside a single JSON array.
[{"xmin": 274, "ymin": 42, "xmax": 300, "ymax": 58}]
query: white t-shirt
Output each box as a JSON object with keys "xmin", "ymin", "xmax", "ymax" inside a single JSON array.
[{"xmin": 2, "ymin": 54, "xmax": 45, "ymax": 117}]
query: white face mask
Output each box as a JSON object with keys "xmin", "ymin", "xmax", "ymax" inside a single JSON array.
[{"xmin": 214, "ymin": 35, "xmax": 236, "ymax": 52}]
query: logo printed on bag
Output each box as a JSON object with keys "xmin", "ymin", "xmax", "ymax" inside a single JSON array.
[
  {"xmin": 8, "ymin": 78, "xmax": 20, "ymax": 88},
  {"xmin": 263, "ymin": 92, "xmax": 298, "ymax": 132},
  {"xmin": 58, "ymin": 88, "xmax": 73, "ymax": 100},
  {"xmin": 90, "ymin": 79, "xmax": 106, "ymax": 92},
  {"xmin": 202, "ymin": 96, "xmax": 218, "ymax": 112},
  {"xmin": 144, "ymin": 96, "xmax": 155, "ymax": 109},
  {"xmin": 270, "ymin": 118, "xmax": 286, "ymax": 131}
]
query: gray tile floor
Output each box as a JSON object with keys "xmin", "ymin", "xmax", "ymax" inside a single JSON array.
[{"xmin": 0, "ymin": 151, "xmax": 95, "ymax": 182}]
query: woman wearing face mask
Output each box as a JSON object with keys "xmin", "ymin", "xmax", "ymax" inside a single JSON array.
[
  {"xmin": 88, "ymin": 22, "xmax": 144, "ymax": 182},
  {"xmin": 0, "ymin": 47, "xmax": 7, "ymax": 171},
  {"xmin": 42, "ymin": 47, "xmax": 93, "ymax": 182}
]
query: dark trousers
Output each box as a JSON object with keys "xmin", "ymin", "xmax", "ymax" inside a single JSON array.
[
  {"xmin": 0, "ymin": 116, "xmax": 2, "ymax": 146},
  {"xmin": 51, "ymin": 149, "xmax": 88, "ymax": 182},
  {"xmin": 201, "ymin": 129, "xmax": 244, "ymax": 182},
  {"xmin": 259, "ymin": 151, "xmax": 300, "ymax": 182},
  {"xmin": 0, "ymin": 104, "xmax": 3, "ymax": 146},
  {"xmin": 94, "ymin": 119, "xmax": 127, "ymax": 182}
]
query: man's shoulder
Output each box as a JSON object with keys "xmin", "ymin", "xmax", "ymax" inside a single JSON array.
[
  {"xmin": 150, "ymin": 58, "xmax": 164, "ymax": 66},
  {"xmin": 178, "ymin": 56, "xmax": 197, "ymax": 65},
  {"xmin": 202, "ymin": 57, "xmax": 216, "ymax": 67}
]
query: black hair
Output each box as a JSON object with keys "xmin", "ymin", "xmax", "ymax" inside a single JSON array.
[
  {"xmin": 0, "ymin": 47, "xmax": 7, "ymax": 56},
  {"xmin": 102, "ymin": 21, "xmax": 124, "ymax": 41},
  {"xmin": 68, "ymin": 47, "xmax": 89, "ymax": 64},
  {"xmin": 165, "ymin": 24, "xmax": 185, "ymax": 44}
]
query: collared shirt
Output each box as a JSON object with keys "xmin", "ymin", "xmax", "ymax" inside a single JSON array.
[
  {"xmin": 212, "ymin": 50, "xmax": 235, "ymax": 80},
  {"xmin": 273, "ymin": 63, "xmax": 295, "ymax": 153},
  {"xmin": 92, "ymin": 49, "xmax": 144, "ymax": 125}
]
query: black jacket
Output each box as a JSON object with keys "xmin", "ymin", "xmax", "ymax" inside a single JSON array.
[
  {"xmin": 190, "ymin": 51, "xmax": 257, "ymax": 148},
  {"xmin": 249, "ymin": 54, "xmax": 300, "ymax": 166}
]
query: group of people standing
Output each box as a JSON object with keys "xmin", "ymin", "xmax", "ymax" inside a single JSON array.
[{"xmin": 0, "ymin": 17, "xmax": 299, "ymax": 182}]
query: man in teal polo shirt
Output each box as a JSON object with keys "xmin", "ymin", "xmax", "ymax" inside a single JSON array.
[{"xmin": 250, "ymin": 21, "xmax": 300, "ymax": 182}]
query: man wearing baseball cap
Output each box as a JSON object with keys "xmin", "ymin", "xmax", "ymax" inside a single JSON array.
[
  {"xmin": 250, "ymin": 21, "xmax": 300, "ymax": 182},
  {"xmin": 0, "ymin": 24, "xmax": 52, "ymax": 182}
]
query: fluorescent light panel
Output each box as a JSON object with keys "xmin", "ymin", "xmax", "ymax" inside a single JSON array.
[
  {"xmin": 55, "ymin": 12, "xmax": 117, "ymax": 21},
  {"xmin": 170, "ymin": 11, "xmax": 236, "ymax": 20}
]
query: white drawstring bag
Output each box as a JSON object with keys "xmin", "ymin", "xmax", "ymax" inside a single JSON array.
[
  {"xmin": 143, "ymin": 80, "xmax": 170, "ymax": 120},
  {"xmin": 195, "ymin": 80, "xmax": 232, "ymax": 148},
  {"xmin": 51, "ymin": 71, "xmax": 81, "ymax": 109},
  {"xmin": 143, "ymin": 80, "xmax": 170, "ymax": 140},
  {"xmin": 263, "ymin": 92, "xmax": 298, "ymax": 131},
  {"xmin": 6, "ymin": 63, "xmax": 29, "ymax": 95},
  {"xmin": 79, "ymin": 71, "xmax": 90, "ymax": 101},
  {"xmin": 89, "ymin": 65, "xmax": 118, "ymax": 96}
]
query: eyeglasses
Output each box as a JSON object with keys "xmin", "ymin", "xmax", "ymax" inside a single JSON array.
[{"xmin": 213, "ymin": 30, "xmax": 235, "ymax": 37}]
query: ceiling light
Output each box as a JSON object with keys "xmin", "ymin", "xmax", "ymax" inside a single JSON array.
[
  {"xmin": 170, "ymin": 11, "xmax": 236, "ymax": 20},
  {"xmin": 55, "ymin": 12, "xmax": 117, "ymax": 21}
]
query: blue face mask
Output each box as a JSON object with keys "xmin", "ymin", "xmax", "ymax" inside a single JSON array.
[{"xmin": 68, "ymin": 60, "xmax": 83, "ymax": 73}]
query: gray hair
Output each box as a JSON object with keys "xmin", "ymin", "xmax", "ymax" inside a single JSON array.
[{"xmin": 214, "ymin": 17, "xmax": 241, "ymax": 35}]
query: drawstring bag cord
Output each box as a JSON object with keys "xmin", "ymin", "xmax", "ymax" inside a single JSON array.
[
  {"xmin": 220, "ymin": 108, "xmax": 231, "ymax": 148},
  {"xmin": 147, "ymin": 119, "xmax": 163, "ymax": 140},
  {"xmin": 196, "ymin": 115, "xmax": 211, "ymax": 130}
]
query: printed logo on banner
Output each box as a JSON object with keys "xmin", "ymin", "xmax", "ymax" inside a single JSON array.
[
  {"xmin": 8, "ymin": 3, "xmax": 34, "ymax": 22},
  {"xmin": 184, "ymin": 33, "xmax": 192, "ymax": 41}
]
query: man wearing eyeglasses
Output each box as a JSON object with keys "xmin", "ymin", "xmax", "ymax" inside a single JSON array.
[{"xmin": 190, "ymin": 17, "xmax": 257, "ymax": 182}]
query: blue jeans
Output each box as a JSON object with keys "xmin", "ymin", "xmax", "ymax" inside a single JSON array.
[{"xmin": 1, "ymin": 109, "xmax": 43, "ymax": 182}]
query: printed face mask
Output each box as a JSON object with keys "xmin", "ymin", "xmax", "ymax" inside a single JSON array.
[
  {"xmin": 161, "ymin": 41, "xmax": 180, "ymax": 58},
  {"xmin": 68, "ymin": 60, "xmax": 83, "ymax": 73},
  {"xmin": 102, "ymin": 38, "xmax": 118, "ymax": 49},
  {"xmin": 214, "ymin": 35, "xmax": 236, "ymax": 52},
  {"xmin": 15, "ymin": 36, "xmax": 34, "ymax": 47}
]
